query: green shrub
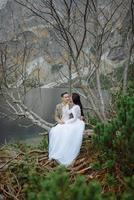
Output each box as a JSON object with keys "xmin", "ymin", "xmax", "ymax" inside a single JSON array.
[
  {"xmin": 38, "ymin": 136, "xmax": 48, "ymax": 150},
  {"xmin": 93, "ymin": 95, "xmax": 134, "ymax": 175},
  {"xmin": 23, "ymin": 166, "xmax": 105, "ymax": 200},
  {"xmin": 121, "ymin": 176, "xmax": 134, "ymax": 200}
]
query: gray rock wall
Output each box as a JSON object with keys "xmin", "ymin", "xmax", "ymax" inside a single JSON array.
[{"xmin": 0, "ymin": 0, "xmax": 133, "ymax": 86}]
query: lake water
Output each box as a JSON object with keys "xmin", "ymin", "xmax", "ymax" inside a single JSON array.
[{"xmin": 0, "ymin": 88, "xmax": 66, "ymax": 144}]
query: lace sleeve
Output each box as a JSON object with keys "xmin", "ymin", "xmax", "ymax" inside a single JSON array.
[{"xmin": 65, "ymin": 105, "xmax": 80, "ymax": 124}]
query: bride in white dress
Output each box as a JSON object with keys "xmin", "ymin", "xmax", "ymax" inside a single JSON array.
[{"xmin": 48, "ymin": 93, "xmax": 85, "ymax": 166}]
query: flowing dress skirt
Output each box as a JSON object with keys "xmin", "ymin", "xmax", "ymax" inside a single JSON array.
[{"xmin": 48, "ymin": 119, "xmax": 85, "ymax": 166}]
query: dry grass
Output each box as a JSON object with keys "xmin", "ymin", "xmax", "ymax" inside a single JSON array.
[{"xmin": 0, "ymin": 137, "xmax": 125, "ymax": 199}]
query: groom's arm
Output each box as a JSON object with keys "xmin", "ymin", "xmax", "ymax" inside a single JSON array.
[
  {"xmin": 54, "ymin": 105, "xmax": 60, "ymax": 123},
  {"xmin": 54, "ymin": 104, "xmax": 64, "ymax": 124}
]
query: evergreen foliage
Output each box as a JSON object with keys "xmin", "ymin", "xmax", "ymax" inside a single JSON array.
[
  {"xmin": 93, "ymin": 95, "xmax": 134, "ymax": 175},
  {"xmin": 22, "ymin": 166, "xmax": 115, "ymax": 200}
]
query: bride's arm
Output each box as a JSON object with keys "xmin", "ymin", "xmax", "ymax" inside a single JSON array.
[{"xmin": 65, "ymin": 106, "xmax": 80, "ymax": 124}]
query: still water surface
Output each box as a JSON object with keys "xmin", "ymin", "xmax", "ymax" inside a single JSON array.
[{"xmin": 0, "ymin": 88, "xmax": 66, "ymax": 144}]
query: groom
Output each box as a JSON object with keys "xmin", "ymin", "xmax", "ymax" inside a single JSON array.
[{"xmin": 55, "ymin": 92, "xmax": 73, "ymax": 124}]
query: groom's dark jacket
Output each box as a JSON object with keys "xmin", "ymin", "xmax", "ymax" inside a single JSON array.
[{"xmin": 54, "ymin": 103, "xmax": 73, "ymax": 123}]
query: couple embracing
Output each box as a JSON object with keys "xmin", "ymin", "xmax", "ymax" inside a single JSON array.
[{"xmin": 48, "ymin": 92, "xmax": 85, "ymax": 167}]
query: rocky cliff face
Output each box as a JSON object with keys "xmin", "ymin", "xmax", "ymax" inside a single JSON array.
[
  {"xmin": 0, "ymin": 0, "xmax": 66, "ymax": 86},
  {"xmin": 0, "ymin": 0, "xmax": 133, "ymax": 87}
]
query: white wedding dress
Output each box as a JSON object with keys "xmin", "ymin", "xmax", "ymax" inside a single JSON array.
[{"xmin": 48, "ymin": 105, "xmax": 85, "ymax": 166}]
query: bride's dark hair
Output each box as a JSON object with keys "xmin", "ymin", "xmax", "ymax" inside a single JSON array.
[{"xmin": 72, "ymin": 93, "xmax": 84, "ymax": 117}]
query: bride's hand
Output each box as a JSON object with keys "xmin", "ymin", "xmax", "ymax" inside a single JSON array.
[{"xmin": 59, "ymin": 119, "xmax": 65, "ymax": 124}]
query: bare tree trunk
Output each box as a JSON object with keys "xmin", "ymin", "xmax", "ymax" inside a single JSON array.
[
  {"xmin": 2, "ymin": 88, "xmax": 54, "ymax": 131},
  {"xmin": 123, "ymin": 45, "xmax": 133, "ymax": 94},
  {"xmin": 96, "ymin": 69, "xmax": 106, "ymax": 120},
  {"xmin": 93, "ymin": 0, "xmax": 106, "ymax": 120},
  {"xmin": 68, "ymin": 59, "xmax": 72, "ymax": 95},
  {"xmin": 123, "ymin": 0, "xmax": 134, "ymax": 93}
]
